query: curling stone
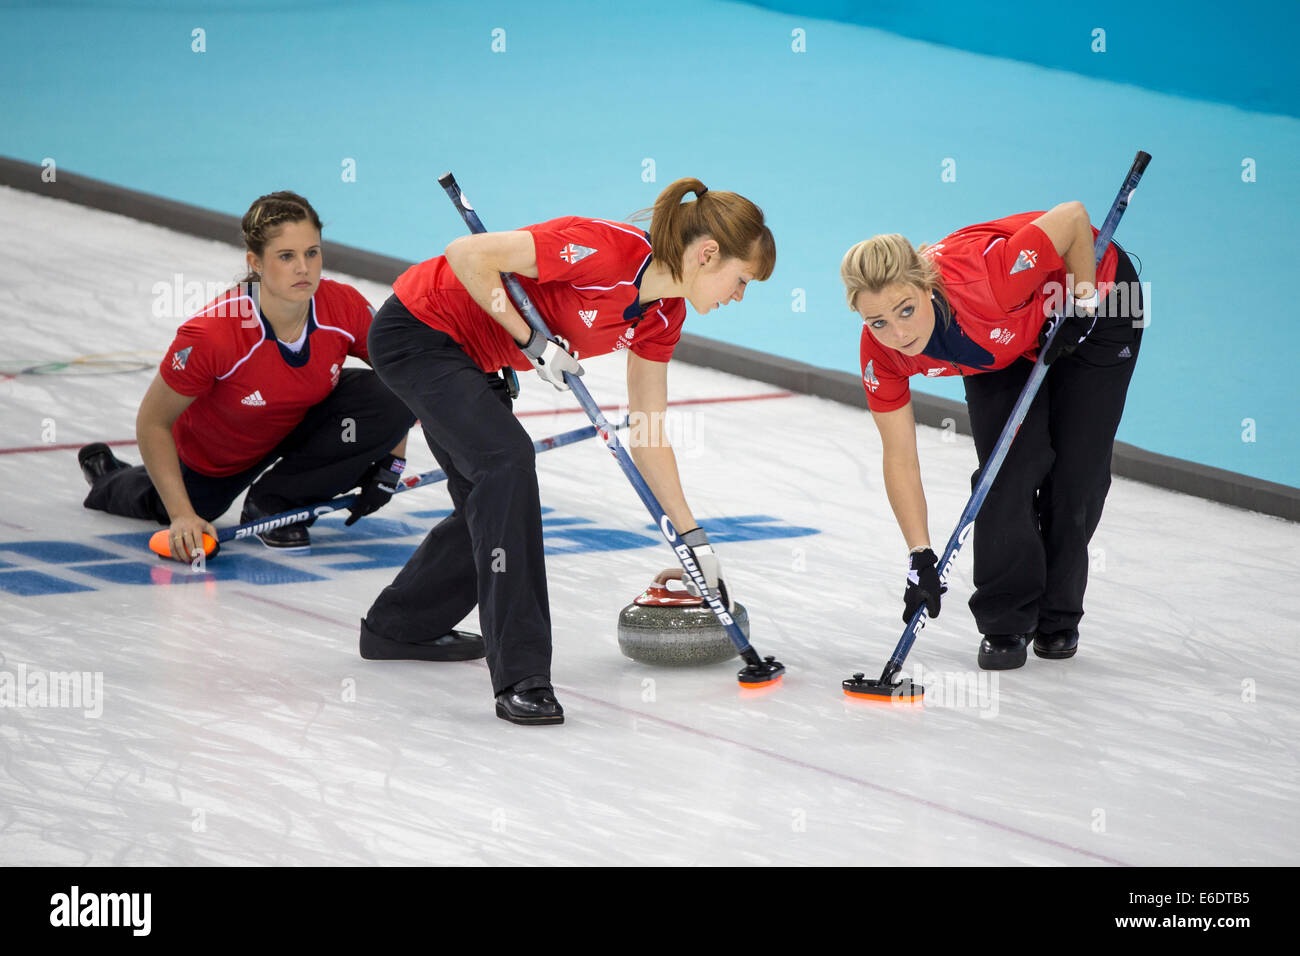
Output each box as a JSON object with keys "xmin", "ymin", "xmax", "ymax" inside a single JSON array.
[{"xmin": 617, "ymin": 569, "xmax": 747, "ymax": 666}]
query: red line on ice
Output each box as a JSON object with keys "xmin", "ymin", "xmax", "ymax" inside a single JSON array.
[
  {"xmin": 0, "ymin": 391, "xmax": 796, "ymax": 455},
  {"xmin": 513, "ymin": 390, "xmax": 796, "ymax": 418},
  {"xmin": 0, "ymin": 438, "xmax": 141, "ymax": 456}
]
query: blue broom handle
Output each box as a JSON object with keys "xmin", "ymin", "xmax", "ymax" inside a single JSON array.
[{"xmin": 881, "ymin": 150, "xmax": 1151, "ymax": 680}]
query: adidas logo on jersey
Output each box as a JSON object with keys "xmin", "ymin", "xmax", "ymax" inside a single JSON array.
[
  {"xmin": 241, "ymin": 390, "xmax": 267, "ymax": 406},
  {"xmin": 579, "ymin": 309, "xmax": 598, "ymax": 327},
  {"xmin": 925, "ymin": 367, "xmax": 945, "ymax": 377},
  {"xmin": 1118, "ymin": 345, "xmax": 1132, "ymax": 359},
  {"xmin": 559, "ymin": 243, "xmax": 597, "ymax": 265}
]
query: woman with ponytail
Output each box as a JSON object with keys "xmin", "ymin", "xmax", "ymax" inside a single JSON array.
[
  {"xmin": 80, "ymin": 191, "xmax": 414, "ymax": 559},
  {"xmin": 841, "ymin": 205, "xmax": 1143, "ymax": 671},
  {"xmin": 361, "ymin": 177, "xmax": 775, "ymax": 725}
]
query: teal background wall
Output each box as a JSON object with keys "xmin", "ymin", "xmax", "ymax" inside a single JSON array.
[{"xmin": 2, "ymin": 0, "xmax": 1296, "ymax": 484}]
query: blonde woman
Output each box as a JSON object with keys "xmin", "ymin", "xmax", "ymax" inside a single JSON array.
[{"xmin": 842, "ymin": 204, "xmax": 1142, "ymax": 669}]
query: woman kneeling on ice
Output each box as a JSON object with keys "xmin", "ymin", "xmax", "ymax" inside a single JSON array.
[
  {"xmin": 842, "ymin": 202, "xmax": 1142, "ymax": 670},
  {"xmin": 80, "ymin": 191, "xmax": 414, "ymax": 559},
  {"xmin": 361, "ymin": 178, "xmax": 775, "ymax": 725}
]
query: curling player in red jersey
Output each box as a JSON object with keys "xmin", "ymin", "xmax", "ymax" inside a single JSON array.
[
  {"xmin": 79, "ymin": 191, "xmax": 418, "ymax": 566},
  {"xmin": 841, "ymin": 202, "xmax": 1143, "ymax": 670},
  {"xmin": 361, "ymin": 177, "xmax": 775, "ymax": 725}
]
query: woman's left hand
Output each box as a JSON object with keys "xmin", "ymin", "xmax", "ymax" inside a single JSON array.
[
  {"xmin": 345, "ymin": 454, "xmax": 405, "ymax": 525},
  {"xmin": 1040, "ymin": 290, "xmax": 1099, "ymax": 365}
]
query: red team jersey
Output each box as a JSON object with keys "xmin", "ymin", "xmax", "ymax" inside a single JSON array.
[
  {"xmin": 159, "ymin": 279, "xmax": 374, "ymax": 476},
  {"xmin": 860, "ymin": 212, "xmax": 1121, "ymax": 412},
  {"xmin": 393, "ymin": 216, "xmax": 688, "ymax": 373}
]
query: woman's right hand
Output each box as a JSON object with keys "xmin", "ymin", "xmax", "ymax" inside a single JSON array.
[
  {"xmin": 136, "ymin": 372, "xmax": 207, "ymax": 557},
  {"xmin": 169, "ymin": 512, "xmax": 218, "ymax": 561},
  {"xmin": 522, "ymin": 330, "xmax": 584, "ymax": 390}
]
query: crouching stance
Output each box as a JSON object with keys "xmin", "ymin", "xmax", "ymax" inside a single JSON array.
[{"xmin": 80, "ymin": 191, "xmax": 414, "ymax": 560}]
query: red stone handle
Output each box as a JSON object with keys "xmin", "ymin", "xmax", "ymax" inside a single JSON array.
[{"xmin": 653, "ymin": 568, "xmax": 684, "ymax": 586}]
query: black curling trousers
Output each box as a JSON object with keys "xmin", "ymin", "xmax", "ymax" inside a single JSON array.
[
  {"xmin": 361, "ymin": 295, "xmax": 552, "ymax": 696},
  {"xmin": 83, "ymin": 368, "xmax": 414, "ymax": 523},
  {"xmin": 962, "ymin": 249, "xmax": 1144, "ymax": 638}
]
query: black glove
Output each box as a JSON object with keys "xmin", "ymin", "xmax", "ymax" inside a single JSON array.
[
  {"xmin": 903, "ymin": 547, "xmax": 946, "ymax": 623},
  {"xmin": 345, "ymin": 454, "xmax": 405, "ymax": 526},
  {"xmin": 1039, "ymin": 291, "xmax": 1100, "ymax": 365}
]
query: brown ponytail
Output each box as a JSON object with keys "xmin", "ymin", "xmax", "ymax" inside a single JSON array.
[
  {"xmin": 239, "ymin": 190, "xmax": 323, "ymax": 283},
  {"xmin": 633, "ymin": 178, "xmax": 775, "ymax": 282}
]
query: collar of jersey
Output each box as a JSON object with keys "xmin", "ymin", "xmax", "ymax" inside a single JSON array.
[
  {"xmin": 624, "ymin": 240, "xmax": 657, "ymax": 322},
  {"xmin": 252, "ymin": 287, "xmax": 317, "ymax": 369},
  {"xmin": 919, "ymin": 291, "xmax": 995, "ymax": 370}
]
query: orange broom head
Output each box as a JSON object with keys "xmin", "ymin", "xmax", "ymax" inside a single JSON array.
[
  {"xmin": 843, "ymin": 686, "xmax": 925, "ymax": 704},
  {"xmin": 843, "ymin": 677, "xmax": 924, "ymax": 705},
  {"xmin": 738, "ymin": 672, "xmax": 784, "ymax": 692},
  {"xmin": 149, "ymin": 530, "xmax": 219, "ymax": 561}
]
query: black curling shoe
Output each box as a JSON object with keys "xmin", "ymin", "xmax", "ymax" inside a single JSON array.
[
  {"xmin": 977, "ymin": 634, "xmax": 1031, "ymax": 670},
  {"xmin": 1034, "ymin": 629, "xmax": 1079, "ymax": 660},
  {"xmin": 495, "ymin": 677, "xmax": 564, "ymax": 726},
  {"xmin": 239, "ymin": 497, "xmax": 310, "ymax": 551},
  {"xmin": 358, "ymin": 618, "xmax": 486, "ymax": 662},
  {"xmin": 78, "ymin": 442, "xmax": 129, "ymax": 485}
]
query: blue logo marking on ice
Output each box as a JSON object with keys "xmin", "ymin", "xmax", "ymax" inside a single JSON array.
[{"xmin": 0, "ymin": 511, "xmax": 820, "ymax": 595}]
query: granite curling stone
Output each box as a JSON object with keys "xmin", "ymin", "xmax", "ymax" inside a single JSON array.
[{"xmin": 617, "ymin": 570, "xmax": 748, "ymax": 666}]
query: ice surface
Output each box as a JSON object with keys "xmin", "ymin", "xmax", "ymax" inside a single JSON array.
[{"xmin": 1, "ymin": 186, "xmax": 1296, "ymax": 865}]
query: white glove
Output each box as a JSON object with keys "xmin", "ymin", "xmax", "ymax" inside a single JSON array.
[
  {"xmin": 521, "ymin": 330, "xmax": 584, "ymax": 391},
  {"xmin": 1067, "ymin": 287, "xmax": 1101, "ymax": 318},
  {"xmin": 681, "ymin": 527, "xmax": 733, "ymax": 611}
]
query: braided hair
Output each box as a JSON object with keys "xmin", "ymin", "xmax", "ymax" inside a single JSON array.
[{"xmin": 239, "ymin": 191, "xmax": 323, "ymax": 283}]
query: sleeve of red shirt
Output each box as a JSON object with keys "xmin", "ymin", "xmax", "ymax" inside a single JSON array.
[
  {"xmin": 629, "ymin": 299, "xmax": 686, "ymax": 363},
  {"xmin": 158, "ymin": 320, "xmax": 224, "ymax": 398},
  {"xmin": 860, "ymin": 329, "xmax": 912, "ymax": 413},
  {"xmin": 528, "ymin": 217, "xmax": 650, "ymax": 288},
  {"xmin": 329, "ymin": 281, "xmax": 375, "ymax": 363},
  {"xmin": 982, "ymin": 221, "xmax": 1066, "ymax": 313}
]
